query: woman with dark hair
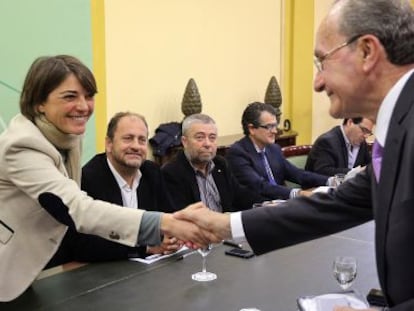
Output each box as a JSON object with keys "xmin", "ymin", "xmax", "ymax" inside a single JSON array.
[{"xmin": 0, "ymin": 55, "xmax": 212, "ymax": 302}]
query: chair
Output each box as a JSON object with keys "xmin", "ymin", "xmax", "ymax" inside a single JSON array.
[
  {"xmin": 282, "ymin": 144, "xmax": 313, "ymax": 169},
  {"xmin": 281, "ymin": 145, "xmax": 313, "ymax": 188}
]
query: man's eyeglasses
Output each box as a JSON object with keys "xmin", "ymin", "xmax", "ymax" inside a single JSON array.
[
  {"xmin": 257, "ymin": 123, "xmax": 278, "ymax": 131},
  {"xmin": 358, "ymin": 124, "xmax": 373, "ymax": 137},
  {"xmin": 314, "ymin": 34, "xmax": 362, "ymax": 72}
]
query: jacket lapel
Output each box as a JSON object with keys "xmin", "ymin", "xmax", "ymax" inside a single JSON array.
[
  {"xmin": 375, "ymin": 73, "xmax": 414, "ymax": 286},
  {"xmin": 179, "ymin": 151, "xmax": 202, "ymax": 201},
  {"xmin": 334, "ymin": 127, "xmax": 349, "ymax": 168},
  {"xmin": 242, "ymin": 137, "xmax": 268, "ymax": 178},
  {"xmin": 212, "ymin": 159, "xmax": 228, "ymax": 207},
  {"xmin": 100, "ymin": 156, "xmax": 124, "ymax": 206}
]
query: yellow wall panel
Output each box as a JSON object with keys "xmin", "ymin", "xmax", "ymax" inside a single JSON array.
[
  {"xmin": 104, "ymin": 0, "xmax": 282, "ymax": 141},
  {"xmin": 91, "ymin": 0, "xmax": 107, "ymax": 152}
]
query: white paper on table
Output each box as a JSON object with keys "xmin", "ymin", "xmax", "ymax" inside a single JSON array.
[
  {"xmin": 312, "ymin": 186, "xmax": 332, "ymax": 193},
  {"xmin": 297, "ymin": 293, "xmax": 369, "ymax": 311},
  {"xmin": 129, "ymin": 246, "xmax": 189, "ymax": 264}
]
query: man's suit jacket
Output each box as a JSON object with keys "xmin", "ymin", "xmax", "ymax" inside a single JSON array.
[
  {"xmin": 241, "ymin": 73, "xmax": 414, "ymax": 310},
  {"xmin": 226, "ymin": 136, "xmax": 328, "ymax": 200},
  {"xmin": 305, "ymin": 126, "xmax": 371, "ymax": 176},
  {"xmin": 0, "ymin": 115, "xmax": 143, "ymax": 302},
  {"xmin": 73, "ymin": 153, "xmax": 174, "ymax": 262},
  {"xmin": 162, "ymin": 151, "xmax": 263, "ymax": 212}
]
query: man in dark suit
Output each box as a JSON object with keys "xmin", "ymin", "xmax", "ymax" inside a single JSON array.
[
  {"xmin": 162, "ymin": 113, "xmax": 263, "ymax": 212},
  {"xmin": 74, "ymin": 112, "xmax": 180, "ymax": 262},
  {"xmin": 226, "ymin": 102, "xmax": 331, "ymax": 200},
  {"xmin": 305, "ymin": 117, "xmax": 373, "ymax": 176},
  {"xmin": 175, "ymin": 1, "xmax": 414, "ymax": 309}
]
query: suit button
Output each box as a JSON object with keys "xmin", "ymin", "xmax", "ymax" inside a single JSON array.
[{"xmin": 109, "ymin": 231, "xmax": 120, "ymax": 240}]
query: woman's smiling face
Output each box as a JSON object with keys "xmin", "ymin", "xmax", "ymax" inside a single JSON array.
[{"xmin": 37, "ymin": 73, "xmax": 94, "ymax": 135}]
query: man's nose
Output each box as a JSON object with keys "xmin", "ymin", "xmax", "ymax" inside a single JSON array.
[
  {"xmin": 313, "ymin": 71, "xmax": 325, "ymax": 92},
  {"xmin": 130, "ymin": 138, "xmax": 142, "ymax": 148}
]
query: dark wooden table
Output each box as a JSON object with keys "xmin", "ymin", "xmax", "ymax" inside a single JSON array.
[{"xmin": 1, "ymin": 221, "xmax": 379, "ymax": 311}]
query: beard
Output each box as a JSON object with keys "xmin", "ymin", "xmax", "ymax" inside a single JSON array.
[
  {"xmin": 113, "ymin": 152, "xmax": 144, "ymax": 170},
  {"xmin": 192, "ymin": 152, "xmax": 215, "ymax": 165}
]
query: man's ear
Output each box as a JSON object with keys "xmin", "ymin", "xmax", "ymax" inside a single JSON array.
[
  {"xmin": 181, "ymin": 135, "xmax": 187, "ymax": 147},
  {"xmin": 105, "ymin": 136, "xmax": 112, "ymax": 153},
  {"xmin": 359, "ymin": 35, "xmax": 381, "ymax": 71},
  {"xmin": 247, "ymin": 124, "xmax": 255, "ymax": 136}
]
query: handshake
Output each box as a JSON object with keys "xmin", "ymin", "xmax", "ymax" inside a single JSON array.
[{"xmin": 160, "ymin": 202, "xmax": 232, "ymax": 249}]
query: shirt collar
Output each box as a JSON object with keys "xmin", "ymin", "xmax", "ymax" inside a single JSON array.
[
  {"xmin": 106, "ymin": 157, "xmax": 141, "ymax": 190},
  {"xmin": 253, "ymin": 143, "xmax": 265, "ymax": 153},
  {"xmin": 339, "ymin": 124, "xmax": 352, "ymax": 147},
  {"xmin": 375, "ymin": 69, "xmax": 414, "ymax": 146}
]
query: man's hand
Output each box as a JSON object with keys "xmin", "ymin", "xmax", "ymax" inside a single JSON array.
[
  {"xmin": 344, "ymin": 165, "xmax": 365, "ymax": 181},
  {"xmin": 299, "ymin": 189, "xmax": 313, "ymax": 197},
  {"xmin": 160, "ymin": 202, "xmax": 222, "ymax": 248},
  {"xmin": 173, "ymin": 202, "xmax": 232, "ymax": 242},
  {"xmin": 147, "ymin": 235, "xmax": 183, "ymax": 255}
]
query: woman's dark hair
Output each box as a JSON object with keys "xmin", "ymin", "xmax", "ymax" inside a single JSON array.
[{"xmin": 20, "ymin": 55, "xmax": 97, "ymax": 121}]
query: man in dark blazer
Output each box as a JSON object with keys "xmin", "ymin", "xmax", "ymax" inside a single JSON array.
[
  {"xmin": 226, "ymin": 102, "xmax": 330, "ymax": 200},
  {"xmin": 305, "ymin": 117, "xmax": 373, "ymax": 176},
  {"xmin": 175, "ymin": 1, "xmax": 414, "ymax": 309},
  {"xmin": 162, "ymin": 113, "xmax": 263, "ymax": 212},
  {"xmin": 74, "ymin": 112, "xmax": 180, "ymax": 262}
]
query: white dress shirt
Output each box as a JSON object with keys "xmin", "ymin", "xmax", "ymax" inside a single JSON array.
[
  {"xmin": 107, "ymin": 158, "xmax": 142, "ymax": 208},
  {"xmin": 339, "ymin": 125, "xmax": 360, "ymax": 169}
]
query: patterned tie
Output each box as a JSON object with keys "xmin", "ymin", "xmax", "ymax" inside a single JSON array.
[
  {"xmin": 372, "ymin": 139, "xmax": 383, "ymax": 182},
  {"xmin": 259, "ymin": 151, "xmax": 277, "ymax": 185}
]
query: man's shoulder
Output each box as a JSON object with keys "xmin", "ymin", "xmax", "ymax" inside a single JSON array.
[
  {"xmin": 139, "ymin": 160, "xmax": 164, "ymax": 186},
  {"xmin": 161, "ymin": 151, "xmax": 188, "ymax": 173},
  {"xmin": 140, "ymin": 160, "xmax": 162, "ymax": 177},
  {"xmin": 228, "ymin": 136, "xmax": 251, "ymax": 153},
  {"xmin": 266, "ymin": 142, "xmax": 283, "ymax": 154},
  {"xmin": 313, "ymin": 126, "xmax": 342, "ymax": 145},
  {"xmin": 82, "ymin": 153, "xmax": 107, "ymax": 171},
  {"xmin": 213, "ymin": 154, "xmax": 229, "ymax": 168}
]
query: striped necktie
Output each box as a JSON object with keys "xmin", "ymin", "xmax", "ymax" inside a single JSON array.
[{"xmin": 259, "ymin": 151, "xmax": 277, "ymax": 185}]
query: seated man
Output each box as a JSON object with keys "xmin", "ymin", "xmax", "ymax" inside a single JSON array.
[
  {"xmin": 162, "ymin": 113, "xmax": 264, "ymax": 212},
  {"xmin": 73, "ymin": 112, "xmax": 180, "ymax": 262},
  {"xmin": 305, "ymin": 118, "xmax": 373, "ymax": 176},
  {"xmin": 226, "ymin": 102, "xmax": 330, "ymax": 200}
]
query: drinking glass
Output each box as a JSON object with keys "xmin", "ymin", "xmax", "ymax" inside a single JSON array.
[
  {"xmin": 333, "ymin": 256, "xmax": 357, "ymax": 290},
  {"xmin": 192, "ymin": 244, "xmax": 217, "ymax": 282},
  {"xmin": 333, "ymin": 173, "xmax": 346, "ymax": 187}
]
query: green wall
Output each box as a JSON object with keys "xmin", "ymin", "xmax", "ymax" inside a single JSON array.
[{"xmin": 0, "ymin": 0, "xmax": 96, "ymax": 163}]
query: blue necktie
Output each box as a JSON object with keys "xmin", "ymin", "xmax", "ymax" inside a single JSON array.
[
  {"xmin": 372, "ymin": 139, "xmax": 383, "ymax": 182},
  {"xmin": 259, "ymin": 151, "xmax": 277, "ymax": 185}
]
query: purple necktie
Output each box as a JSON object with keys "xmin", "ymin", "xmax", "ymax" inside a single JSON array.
[{"xmin": 372, "ymin": 140, "xmax": 383, "ymax": 182}]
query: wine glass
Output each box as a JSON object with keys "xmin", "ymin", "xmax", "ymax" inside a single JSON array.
[
  {"xmin": 333, "ymin": 173, "xmax": 346, "ymax": 188},
  {"xmin": 192, "ymin": 244, "xmax": 217, "ymax": 282},
  {"xmin": 333, "ymin": 256, "xmax": 357, "ymax": 290}
]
